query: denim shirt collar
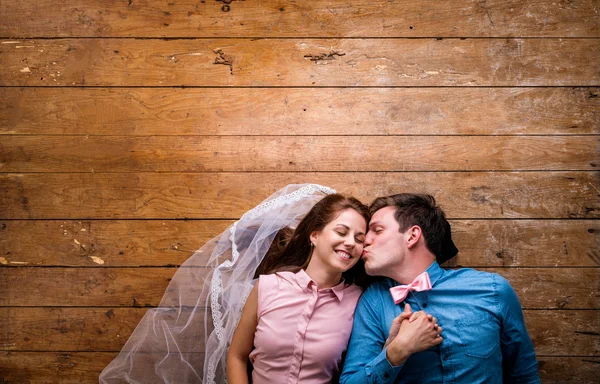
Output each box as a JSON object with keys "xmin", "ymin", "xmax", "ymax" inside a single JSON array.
[{"xmin": 425, "ymin": 260, "xmax": 445, "ymax": 287}]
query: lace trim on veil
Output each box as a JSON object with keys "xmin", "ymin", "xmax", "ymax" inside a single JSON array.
[{"xmin": 206, "ymin": 184, "xmax": 336, "ymax": 383}]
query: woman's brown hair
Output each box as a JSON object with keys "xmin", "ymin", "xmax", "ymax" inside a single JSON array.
[{"xmin": 255, "ymin": 193, "xmax": 372, "ymax": 288}]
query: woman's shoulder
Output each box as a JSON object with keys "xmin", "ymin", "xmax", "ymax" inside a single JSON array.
[
  {"xmin": 258, "ymin": 271, "xmax": 298, "ymax": 289},
  {"xmin": 257, "ymin": 272, "xmax": 284, "ymax": 287}
]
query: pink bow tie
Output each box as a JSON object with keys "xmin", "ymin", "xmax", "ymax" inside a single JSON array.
[{"xmin": 389, "ymin": 272, "xmax": 432, "ymax": 304}]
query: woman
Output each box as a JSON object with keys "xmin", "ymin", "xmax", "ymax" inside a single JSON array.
[
  {"xmin": 227, "ymin": 192, "xmax": 370, "ymax": 383},
  {"xmin": 100, "ymin": 184, "xmax": 363, "ymax": 383}
]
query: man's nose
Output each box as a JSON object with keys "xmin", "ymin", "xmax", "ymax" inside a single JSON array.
[{"xmin": 364, "ymin": 232, "xmax": 373, "ymax": 246}]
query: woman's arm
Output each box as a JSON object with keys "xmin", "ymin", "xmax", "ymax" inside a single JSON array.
[{"xmin": 226, "ymin": 283, "xmax": 259, "ymax": 384}]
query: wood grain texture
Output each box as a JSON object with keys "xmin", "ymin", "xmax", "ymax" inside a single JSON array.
[
  {"xmin": 1, "ymin": 267, "xmax": 597, "ymax": 308},
  {"xmin": 0, "ymin": 352, "xmax": 117, "ymax": 384},
  {"xmin": 0, "ymin": 0, "xmax": 597, "ymax": 38},
  {"xmin": 1, "ymin": 220, "xmax": 598, "ymax": 267},
  {"xmin": 2, "ymin": 87, "xmax": 598, "ymax": 136},
  {"xmin": 0, "ymin": 352, "xmax": 596, "ymax": 384},
  {"xmin": 1, "ymin": 172, "xmax": 598, "ymax": 219},
  {"xmin": 2, "ymin": 136, "xmax": 597, "ymax": 172},
  {"xmin": 537, "ymin": 357, "xmax": 600, "ymax": 383},
  {"xmin": 2, "ymin": 38, "xmax": 598, "ymax": 86},
  {"xmin": 1, "ymin": 308, "xmax": 598, "ymax": 355},
  {"xmin": 0, "ymin": 353, "xmax": 597, "ymax": 384}
]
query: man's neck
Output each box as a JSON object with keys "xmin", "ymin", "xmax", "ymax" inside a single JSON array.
[{"xmin": 390, "ymin": 255, "xmax": 435, "ymax": 285}]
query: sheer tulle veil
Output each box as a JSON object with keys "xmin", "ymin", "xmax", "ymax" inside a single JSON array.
[{"xmin": 99, "ymin": 184, "xmax": 337, "ymax": 383}]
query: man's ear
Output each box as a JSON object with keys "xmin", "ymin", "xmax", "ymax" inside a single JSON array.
[{"xmin": 406, "ymin": 226, "xmax": 422, "ymax": 249}]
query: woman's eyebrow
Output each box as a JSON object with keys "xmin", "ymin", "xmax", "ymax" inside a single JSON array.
[{"xmin": 335, "ymin": 223, "xmax": 365, "ymax": 235}]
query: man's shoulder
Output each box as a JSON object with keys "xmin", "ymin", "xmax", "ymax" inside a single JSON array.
[{"xmin": 442, "ymin": 267, "xmax": 512, "ymax": 290}]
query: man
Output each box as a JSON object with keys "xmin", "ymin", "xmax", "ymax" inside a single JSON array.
[{"xmin": 340, "ymin": 194, "xmax": 540, "ymax": 383}]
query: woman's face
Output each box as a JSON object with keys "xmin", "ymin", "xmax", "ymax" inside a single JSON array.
[{"xmin": 309, "ymin": 208, "xmax": 367, "ymax": 273}]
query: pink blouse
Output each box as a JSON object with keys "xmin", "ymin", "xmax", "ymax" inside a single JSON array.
[{"xmin": 249, "ymin": 269, "xmax": 363, "ymax": 384}]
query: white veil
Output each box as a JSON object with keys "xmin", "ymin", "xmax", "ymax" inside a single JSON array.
[{"xmin": 99, "ymin": 184, "xmax": 336, "ymax": 383}]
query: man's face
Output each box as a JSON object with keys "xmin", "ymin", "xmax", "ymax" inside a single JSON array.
[{"xmin": 362, "ymin": 206, "xmax": 406, "ymax": 277}]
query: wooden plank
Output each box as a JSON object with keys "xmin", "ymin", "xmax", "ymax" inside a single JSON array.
[
  {"xmin": 1, "ymin": 220, "xmax": 598, "ymax": 267},
  {"xmin": 526, "ymin": 311, "xmax": 600, "ymax": 356},
  {"xmin": 1, "ymin": 38, "xmax": 598, "ymax": 86},
  {"xmin": 0, "ymin": 352, "xmax": 116, "ymax": 384},
  {"xmin": 0, "ymin": 220, "xmax": 233, "ymax": 267},
  {"xmin": 0, "ymin": 352, "xmax": 596, "ymax": 384},
  {"xmin": 0, "ymin": 307, "xmax": 206, "ymax": 352},
  {"xmin": 0, "ymin": 267, "xmax": 182, "ymax": 307},
  {"xmin": 1, "ymin": 308, "xmax": 598, "ymax": 355},
  {"xmin": 1, "ymin": 268, "xmax": 597, "ymax": 308},
  {"xmin": 2, "ymin": 87, "xmax": 598, "ymax": 136},
  {"xmin": 447, "ymin": 220, "xmax": 600, "ymax": 268},
  {"xmin": 537, "ymin": 357, "xmax": 600, "ymax": 383},
  {"xmin": 2, "ymin": 136, "xmax": 597, "ymax": 173},
  {"xmin": 1, "ymin": 172, "xmax": 598, "ymax": 220},
  {"xmin": 0, "ymin": 0, "xmax": 597, "ymax": 38},
  {"xmin": 0, "ymin": 308, "xmax": 151, "ymax": 352}
]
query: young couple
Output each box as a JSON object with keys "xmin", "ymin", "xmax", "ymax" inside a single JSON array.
[{"xmin": 100, "ymin": 184, "xmax": 540, "ymax": 384}]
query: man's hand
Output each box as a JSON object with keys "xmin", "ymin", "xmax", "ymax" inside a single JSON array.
[
  {"xmin": 385, "ymin": 303, "xmax": 443, "ymax": 366},
  {"xmin": 384, "ymin": 304, "xmax": 440, "ymax": 347}
]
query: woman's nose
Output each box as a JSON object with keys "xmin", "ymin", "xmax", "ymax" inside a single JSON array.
[{"xmin": 344, "ymin": 236, "xmax": 356, "ymax": 247}]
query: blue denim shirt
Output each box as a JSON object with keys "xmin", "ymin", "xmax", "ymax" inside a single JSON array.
[{"xmin": 340, "ymin": 262, "xmax": 540, "ymax": 384}]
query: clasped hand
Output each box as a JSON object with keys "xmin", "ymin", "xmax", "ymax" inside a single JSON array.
[{"xmin": 385, "ymin": 303, "xmax": 443, "ymax": 366}]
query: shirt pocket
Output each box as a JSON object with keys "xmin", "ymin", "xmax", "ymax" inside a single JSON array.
[{"xmin": 455, "ymin": 312, "xmax": 500, "ymax": 358}]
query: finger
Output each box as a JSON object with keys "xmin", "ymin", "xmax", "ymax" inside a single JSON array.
[
  {"xmin": 403, "ymin": 303, "xmax": 412, "ymax": 314},
  {"xmin": 437, "ymin": 326, "xmax": 443, "ymax": 334},
  {"xmin": 408, "ymin": 311, "xmax": 422, "ymax": 323},
  {"xmin": 431, "ymin": 316, "xmax": 438, "ymax": 325},
  {"xmin": 426, "ymin": 314, "xmax": 433, "ymax": 320}
]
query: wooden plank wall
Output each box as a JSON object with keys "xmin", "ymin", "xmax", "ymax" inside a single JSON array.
[{"xmin": 0, "ymin": 0, "xmax": 599, "ymax": 382}]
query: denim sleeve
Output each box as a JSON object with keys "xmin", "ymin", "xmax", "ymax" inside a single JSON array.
[
  {"xmin": 340, "ymin": 289, "xmax": 403, "ymax": 384},
  {"xmin": 495, "ymin": 275, "xmax": 541, "ymax": 384}
]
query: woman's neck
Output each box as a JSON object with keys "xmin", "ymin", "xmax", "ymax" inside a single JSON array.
[{"xmin": 304, "ymin": 263, "xmax": 343, "ymax": 289}]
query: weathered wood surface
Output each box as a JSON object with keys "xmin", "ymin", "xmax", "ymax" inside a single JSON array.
[
  {"xmin": 0, "ymin": 353, "xmax": 596, "ymax": 384},
  {"xmin": 2, "ymin": 172, "xmax": 598, "ymax": 219},
  {"xmin": 1, "ymin": 267, "xmax": 597, "ymax": 309},
  {"xmin": 537, "ymin": 357, "xmax": 600, "ymax": 383},
  {"xmin": 2, "ymin": 87, "xmax": 598, "ymax": 136},
  {"xmin": 2, "ymin": 38, "xmax": 599, "ymax": 86},
  {"xmin": 0, "ymin": 352, "xmax": 117, "ymax": 384},
  {"xmin": 1, "ymin": 220, "xmax": 598, "ymax": 267},
  {"xmin": 1, "ymin": 0, "xmax": 598, "ymax": 38},
  {"xmin": 2, "ymin": 136, "xmax": 597, "ymax": 172},
  {"xmin": 1, "ymin": 308, "xmax": 598, "ymax": 355}
]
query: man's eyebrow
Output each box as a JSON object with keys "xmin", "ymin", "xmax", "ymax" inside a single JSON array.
[{"xmin": 368, "ymin": 221, "xmax": 382, "ymax": 228}]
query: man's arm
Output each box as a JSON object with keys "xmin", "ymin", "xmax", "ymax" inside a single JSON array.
[
  {"xmin": 340, "ymin": 289, "xmax": 403, "ymax": 384},
  {"xmin": 496, "ymin": 275, "xmax": 541, "ymax": 383}
]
